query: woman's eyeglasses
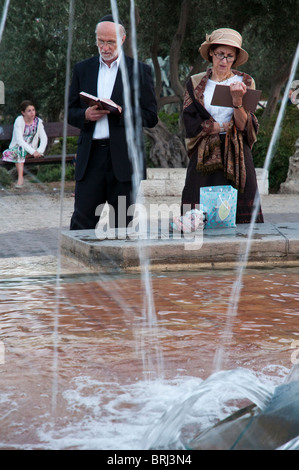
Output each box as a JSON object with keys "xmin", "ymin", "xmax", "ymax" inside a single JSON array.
[{"xmin": 213, "ymin": 52, "xmax": 235, "ymax": 63}]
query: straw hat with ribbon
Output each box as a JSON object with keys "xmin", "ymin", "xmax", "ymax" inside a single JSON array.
[{"xmin": 199, "ymin": 28, "xmax": 248, "ymax": 67}]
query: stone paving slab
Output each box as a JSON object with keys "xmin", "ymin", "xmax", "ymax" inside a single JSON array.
[{"xmin": 274, "ymin": 222, "xmax": 299, "ymax": 255}]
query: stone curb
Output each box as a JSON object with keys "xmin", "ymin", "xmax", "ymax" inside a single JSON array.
[{"xmin": 61, "ymin": 222, "xmax": 299, "ymax": 271}]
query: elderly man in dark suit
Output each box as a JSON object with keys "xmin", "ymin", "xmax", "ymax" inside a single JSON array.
[{"xmin": 68, "ymin": 15, "xmax": 158, "ymax": 230}]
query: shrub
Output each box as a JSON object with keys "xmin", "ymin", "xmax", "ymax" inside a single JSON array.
[
  {"xmin": 159, "ymin": 110, "xmax": 180, "ymax": 134},
  {"xmin": 0, "ymin": 166, "xmax": 13, "ymax": 187},
  {"xmin": 30, "ymin": 162, "xmax": 75, "ymax": 183},
  {"xmin": 48, "ymin": 136, "xmax": 78, "ymax": 156},
  {"xmin": 253, "ymin": 105, "xmax": 299, "ymax": 192},
  {"xmin": 27, "ymin": 135, "xmax": 77, "ymax": 183}
]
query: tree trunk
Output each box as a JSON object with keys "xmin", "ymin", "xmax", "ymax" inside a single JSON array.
[
  {"xmin": 150, "ymin": 0, "xmax": 189, "ymax": 110},
  {"xmin": 262, "ymin": 59, "xmax": 292, "ymax": 118},
  {"xmin": 146, "ymin": 0, "xmax": 190, "ymax": 168},
  {"xmin": 144, "ymin": 119, "xmax": 188, "ymax": 168},
  {"xmin": 169, "ymin": 0, "xmax": 190, "ymax": 101}
]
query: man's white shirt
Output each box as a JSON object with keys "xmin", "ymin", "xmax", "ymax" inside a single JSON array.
[{"xmin": 92, "ymin": 54, "xmax": 121, "ymax": 140}]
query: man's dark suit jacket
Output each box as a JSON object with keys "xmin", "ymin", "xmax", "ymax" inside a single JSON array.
[{"xmin": 68, "ymin": 54, "xmax": 158, "ymax": 182}]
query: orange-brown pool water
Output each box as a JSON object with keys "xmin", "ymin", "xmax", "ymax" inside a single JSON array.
[{"xmin": 0, "ymin": 269, "xmax": 298, "ymax": 449}]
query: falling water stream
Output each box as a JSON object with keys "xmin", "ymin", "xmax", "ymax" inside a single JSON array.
[
  {"xmin": 213, "ymin": 42, "xmax": 299, "ymax": 372},
  {"xmin": 108, "ymin": 0, "xmax": 167, "ymax": 386},
  {"xmin": 0, "ymin": 0, "xmax": 299, "ymax": 450}
]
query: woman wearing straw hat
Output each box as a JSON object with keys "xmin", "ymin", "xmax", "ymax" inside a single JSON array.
[{"xmin": 181, "ymin": 28, "xmax": 263, "ymax": 223}]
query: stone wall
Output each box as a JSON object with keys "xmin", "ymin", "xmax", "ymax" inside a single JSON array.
[{"xmin": 140, "ymin": 167, "xmax": 269, "ymax": 197}]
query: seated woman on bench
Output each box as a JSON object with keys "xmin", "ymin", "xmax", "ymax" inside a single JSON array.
[{"xmin": 1, "ymin": 100, "xmax": 48, "ymax": 188}]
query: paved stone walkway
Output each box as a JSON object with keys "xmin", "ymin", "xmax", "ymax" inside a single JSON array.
[
  {"xmin": 0, "ymin": 184, "xmax": 298, "ymax": 274},
  {"xmin": 0, "ymin": 187, "xmax": 298, "ymax": 257}
]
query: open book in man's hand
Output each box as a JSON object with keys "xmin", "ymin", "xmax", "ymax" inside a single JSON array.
[{"xmin": 79, "ymin": 91, "xmax": 122, "ymax": 115}]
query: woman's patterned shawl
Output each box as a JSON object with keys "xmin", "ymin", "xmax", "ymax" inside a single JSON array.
[{"xmin": 183, "ymin": 68, "xmax": 259, "ymax": 192}]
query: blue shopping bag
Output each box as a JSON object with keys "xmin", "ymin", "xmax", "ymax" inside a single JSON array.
[{"xmin": 200, "ymin": 185, "xmax": 238, "ymax": 228}]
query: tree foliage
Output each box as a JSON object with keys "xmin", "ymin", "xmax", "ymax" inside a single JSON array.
[
  {"xmin": 0, "ymin": 0, "xmax": 71, "ymax": 120},
  {"xmin": 1, "ymin": 0, "xmax": 297, "ymax": 116},
  {"xmin": 0, "ymin": 0, "xmax": 298, "ymax": 172}
]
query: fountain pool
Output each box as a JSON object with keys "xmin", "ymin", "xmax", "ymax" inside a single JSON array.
[{"xmin": 0, "ymin": 267, "xmax": 298, "ymax": 449}]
